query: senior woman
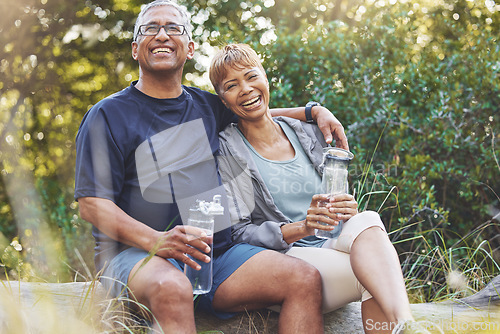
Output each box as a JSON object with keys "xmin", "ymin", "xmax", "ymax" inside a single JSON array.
[{"xmin": 209, "ymin": 44, "xmax": 428, "ymax": 334}]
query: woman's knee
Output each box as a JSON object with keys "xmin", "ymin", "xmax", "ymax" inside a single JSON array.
[
  {"xmin": 335, "ymin": 210, "xmax": 387, "ymax": 253},
  {"xmin": 353, "ymin": 211, "xmax": 385, "ymax": 228}
]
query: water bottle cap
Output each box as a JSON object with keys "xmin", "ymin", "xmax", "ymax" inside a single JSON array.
[
  {"xmin": 198, "ymin": 195, "xmax": 224, "ymax": 216},
  {"xmin": 324, "ymin": 147, "xmax": 354, "ymax": 161},
  {"xmin": 207, "ymin": 195, "xmax": 224, "ymax": 216}
]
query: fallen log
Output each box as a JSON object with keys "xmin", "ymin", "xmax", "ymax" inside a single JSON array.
[
  {"xmin": 196, "ymin": 274, "xmax": 500, "ymax": 334},
  {"xmin": 0, "ymin": 280, "xmax": 105, "ymax": 333},
  {"xmin": 1, "ymin": 276, "xmax": 499, "ymax": 333}
]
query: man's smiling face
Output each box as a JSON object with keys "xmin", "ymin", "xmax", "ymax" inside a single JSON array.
[{"xmin": 131, "ymin": 5, "xmax": 194, "ymax": 76}]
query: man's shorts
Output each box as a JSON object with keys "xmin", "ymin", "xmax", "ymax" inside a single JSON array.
[{"xmin": 99, "ymin": 243, "xmax": 265, "ymax": 319}]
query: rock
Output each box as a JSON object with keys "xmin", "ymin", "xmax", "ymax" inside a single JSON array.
[
  {"xmin": 196, "ymin": 276, "xmax": 500, "ymax": 333},
  {"xmin": 1, "ymin": 276, "xmax": 499, "ymax": 333}
]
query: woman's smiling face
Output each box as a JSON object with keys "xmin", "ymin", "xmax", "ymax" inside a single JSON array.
[{"xmin": 219, "ymin": 65, "xmax": 270, "ymax": 121}]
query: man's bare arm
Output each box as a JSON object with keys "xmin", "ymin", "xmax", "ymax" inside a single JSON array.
[
  {"xmin": 79, "ymin": 197, "xmax": 158, "ymax": 250},
  {"xmin": 78, "ymin": 197, "xmax": 210, "ymax": 268}
]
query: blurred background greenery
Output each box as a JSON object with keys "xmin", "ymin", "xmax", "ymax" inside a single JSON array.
[{"xmin": 0, "ymin": 0, "xmax": 498, "ymax": 302}]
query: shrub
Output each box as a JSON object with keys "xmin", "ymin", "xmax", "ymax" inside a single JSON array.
[
  {"xmin": 253, "ymin": 2, "xmax": 499, "ymax": 261},
  {"xmin": 0, "ymin": 177, "xmax": 94, "ymax": 282}
]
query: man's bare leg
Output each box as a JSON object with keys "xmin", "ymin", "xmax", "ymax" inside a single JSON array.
[
  {"xmin": 212, "ymin": 250, "xmax": 324, "ymax": 334},
  {"xmin": 127, "ymin": 256, "xmax": 196, "ymax": 334}
]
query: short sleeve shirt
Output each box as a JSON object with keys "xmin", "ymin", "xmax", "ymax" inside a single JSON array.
[{"xmin": 74, "ymin": 82, "xmax": 236, "ymax": 266}]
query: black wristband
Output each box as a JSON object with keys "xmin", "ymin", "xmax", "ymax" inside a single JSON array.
[{"xmin": 305, "ymin": 101, "xmax": 320, "ymax": 123}]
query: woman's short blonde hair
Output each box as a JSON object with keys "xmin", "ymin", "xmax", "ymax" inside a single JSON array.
[{"xmin": 209, "ymin": 44, "xmax": 265, "ymax": 94}]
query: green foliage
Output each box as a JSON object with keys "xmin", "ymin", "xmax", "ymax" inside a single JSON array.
[
  {"xmin": 0, "ymin": 0, "xmax": 139, "ymax": 186},
  {"xmin": 0, "ymin": 177, "xmax": 93, "ymax": 282},
  {"xmin": 0, "ymin": 0, "xmax": 138, "ymax": 280},
  {"xmin": 0, "ymin": 0, "xmax": 498, "ymax": 297},
  {"xmin": 36, "ymin": 178, "xmax": 95, "ymax": 280},
  {"xmin": 256, "ymin": 1, "xmax": 499, "ymax": 260},
  {"xmin": 397, "ymin": 223, "xmax": 500, "ymax": 303}
]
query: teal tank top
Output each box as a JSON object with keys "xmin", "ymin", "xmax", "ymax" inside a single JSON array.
[{"xmin": 238, "ymin": 121, "xmax": 325, "ymax": 247}]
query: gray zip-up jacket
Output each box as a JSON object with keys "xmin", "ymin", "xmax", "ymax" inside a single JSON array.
[{"xmin": 217, "ymin": 116, "xmax": 328, "ymax": 252}]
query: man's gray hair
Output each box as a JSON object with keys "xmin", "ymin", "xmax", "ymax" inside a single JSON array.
[{"xmin": 133, "ymin": 0, "xmax": 193, "ymax": 41}]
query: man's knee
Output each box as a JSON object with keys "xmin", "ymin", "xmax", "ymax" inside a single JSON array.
[
  {"xmin": 146, "ymin": 274, "xmax": 193, "ymax": 311},
  {"xmin": 285, "ymin": 258, "xmax": 322, "ymax": 294}
]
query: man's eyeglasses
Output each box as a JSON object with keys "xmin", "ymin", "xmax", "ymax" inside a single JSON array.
[{"xmin": 137, "ymin": 24, "xmax": 187, "ymax": 38}]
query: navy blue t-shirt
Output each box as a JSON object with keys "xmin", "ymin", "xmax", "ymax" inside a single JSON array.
[{"xmin": 74, "ymin": 82, "xmax": 237, "ymax": 269}]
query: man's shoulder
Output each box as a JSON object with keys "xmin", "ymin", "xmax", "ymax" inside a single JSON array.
[
  {"xmin": 78, "ymin": 87, "xmax": 138, "ymax": 132},
  {"xmin": 91, "ymin": 86, "xmax": 135, "ymax": 110},
  {"xmin": 82, "ymin": 86, "xmax": 146, "ymax": 125},
  {"xmin": 183, "ymin": 86, "xmax": 220, "ymax": 103},
  {"xmin": 182, "ymin": 86, "xmax": 229, "ymax": 122},
  {"xmin": 183, "ymin": 85, "xmax": 214, "ymax": 96}
]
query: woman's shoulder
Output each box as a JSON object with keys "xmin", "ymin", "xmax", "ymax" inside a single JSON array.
[
  {"xmin": 218, "ymin": 122, "xmax": 239, "ymax": 140},
  {"xmin": 218, "ymin": 123, "xmax": 247, "ymax": 158},
  {"xmin": 273, "ymin": 116, "xmax": 327, "ymax": 146}
]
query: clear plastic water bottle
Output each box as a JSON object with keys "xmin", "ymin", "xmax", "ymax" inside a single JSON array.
[
  {"xmin": 184, "ymin": 195, "xmax": 224, "ymax": 294},
  {"xmin": 315, "ymin": 147, "xmax": 354, "ymax": 239}
]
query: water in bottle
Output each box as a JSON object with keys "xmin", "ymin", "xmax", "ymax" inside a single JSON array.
[
  {"xmin": 184, "ymin": 195, "xmax": 224, "ymax": 294},
  {"xmin": 315, "ymin": 148, "xmax": 354, "ymax": 239}
]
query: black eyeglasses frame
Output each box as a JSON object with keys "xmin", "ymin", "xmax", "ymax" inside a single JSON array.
[{"xmin": 137, "ymin": 24, "xmax": 187, "ymax": 39}]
